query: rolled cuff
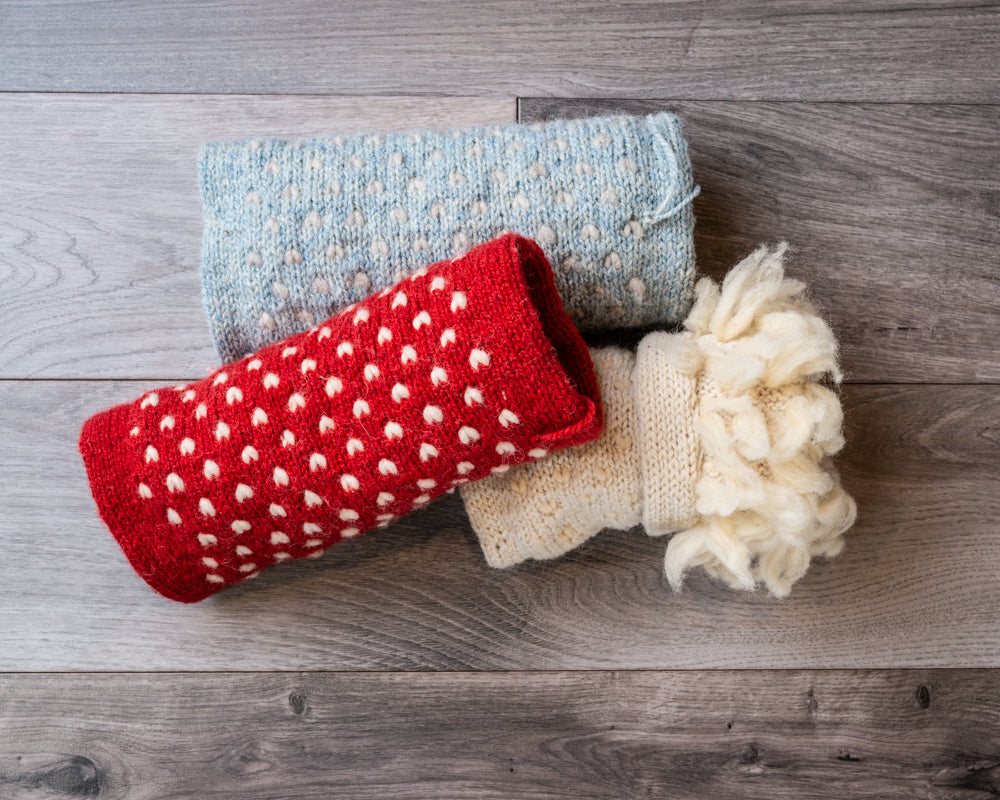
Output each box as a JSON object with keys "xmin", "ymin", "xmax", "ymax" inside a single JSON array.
[
  {"xmin": 633, "ymin": 332, "xmax": 701, "ymax": 536},
  {"xmin": 479, "ymin": 234, "xmax": 602, "ymax": 453}
]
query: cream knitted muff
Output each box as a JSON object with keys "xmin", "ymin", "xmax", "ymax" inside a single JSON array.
[{"xmin": 461, "ymin": 244, "xmax": 857, "ymax": 597}]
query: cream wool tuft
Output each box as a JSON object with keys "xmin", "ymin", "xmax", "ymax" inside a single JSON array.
[
  {"xmin": 663, "ymin": 243, "xmax": 856, "ymax": 597},
  {"xmin": 461, "ymin": 243, "xmax": 856, "ymax": 598}
]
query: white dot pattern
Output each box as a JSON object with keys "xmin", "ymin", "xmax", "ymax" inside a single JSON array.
[
  {"xmin": 199, "ymin": 114, "xmax": 697, "ymax": 367},
  {"xmin": 84, "ymin": 234, "xmax": 603, "ymax": 602}
]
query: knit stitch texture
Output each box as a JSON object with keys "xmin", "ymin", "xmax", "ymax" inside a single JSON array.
[
  {"xmin": 462, "ymin": 245, "xmax": 857, "ymax": 597},
  {"xmin": 199, "ymin": 113, "xmax": 697, "ymax": 363},
  {"xmin": 462, "ymin": 337, "xmax": 700, "ymax": 569},
  {"xmin": 79, "ymin": 234, "xmax": 602, "ymax": 602},
  {"xmin": 465, "ymin": 348, "xmax": 644, "ymax": 568}
]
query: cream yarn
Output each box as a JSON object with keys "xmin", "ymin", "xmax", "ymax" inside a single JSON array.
[
  {"xmin": 662, "ymin": 243, "xmax": 856, "ymax": 596},
  {"xmin": 465, "ymin": 348, "xmax": 644, "ymax": 568},
  {"xmin": 461, "ymin": 244, "xmax": 857, "ymax": 597}
]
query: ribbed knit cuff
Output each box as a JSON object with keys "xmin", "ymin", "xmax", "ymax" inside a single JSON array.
[
  {"xmin": 633, "ymin": 332, "xmax": 701, "ymax": 535},
  {"xmin": 79, "ymin": 233, "xmax": 602, "ymax": 602},
  {"xmin": 468, "ymin": 234, "xmax": 602, "ymax": 452}
]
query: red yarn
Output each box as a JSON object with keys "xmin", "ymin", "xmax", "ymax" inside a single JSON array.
[{"xmin": 79, "ymin": 234, "xmax": 603, "ymax": 602}]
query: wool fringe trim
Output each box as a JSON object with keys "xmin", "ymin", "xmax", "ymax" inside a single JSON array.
[{"xmin": 662, "ymin": 244, "xmax": 857, "ymax": 597}]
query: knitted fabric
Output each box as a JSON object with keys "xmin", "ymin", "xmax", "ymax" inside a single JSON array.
[
  {"xmin": 469, "ymin": 348, "xmax": 644, "ymax": 567},
  {"xmin": 79, "ymin": 234, "xmax": 602, "ymax": 603},
  {"xmin": 199, "ymin": 112, "xmax": 698, "ymax": 363},
  {"xmin": 462, "ymin": 245, "xmax": 857, "ymax": 597},
  {"xmin": 462, "ymin": 338, "xmax": 700, "ymax": 569}
]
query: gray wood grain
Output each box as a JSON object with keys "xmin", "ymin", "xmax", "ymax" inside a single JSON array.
[
  {"xmin": 0, "ymin": 94, "xmax": 514, "ymax": 379},
  {"xmin": 1, "ymin": 669, "xmax": 998, "ymax": 799},
  {"xmin": 1, "ymin": 1, "xmax": 998, "ymax": 101},
  {"xmin": 2, "ymin": 1, "xmax": 996, "ymax": 785},
  {"xmin": 3, "ymin": 96, "xmax": 996, "ymax": 381},
  {"xmin": 521, "ymin": 99, "xmax": 1000, "ymax": 384},
  {"xmin": 2, "ymin": 380, "xmax": 997, "ymax": 671}
]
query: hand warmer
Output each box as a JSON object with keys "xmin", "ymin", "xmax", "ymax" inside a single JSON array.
[
  {"xmin": 199, "ymin": 112, "xmax": 698, "ymax": 362},
  {"xmin": 80, "ymin": 234, "xmax": 602, "ymax": 602},
  {"xmin": 461, "ymin": 244, "xmax": 857, "ymax": 597}
]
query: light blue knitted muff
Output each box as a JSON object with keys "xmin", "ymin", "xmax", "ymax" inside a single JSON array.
[{"xmin": 199, "ymin": 113, "xmax": 698, "ymax": 363}]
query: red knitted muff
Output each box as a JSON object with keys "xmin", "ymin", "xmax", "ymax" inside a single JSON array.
[{"xmin": 80, "ymin": 234, "xmax": 602, "ymax": 602}]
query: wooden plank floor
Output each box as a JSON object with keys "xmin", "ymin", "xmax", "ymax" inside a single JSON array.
[
  {"xmin": 2, "ymin": 1, "xmax": 997, "ymax": 100},
  {"xmin": 1, "ymin": 1, "xmax": 998, "ymax": 797},
  {"xmin": 2, "ymin": 671, "xmax": 998, "ymax": 799},
  {"xmin": 4, "ymin": 382, "xmax": 999, "ymax": 670}
]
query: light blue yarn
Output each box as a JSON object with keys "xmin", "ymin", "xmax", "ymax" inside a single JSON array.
[{"xmin": 199, "ymin": 113, "xmax": 697, "ymax": 363}]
